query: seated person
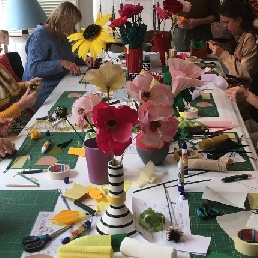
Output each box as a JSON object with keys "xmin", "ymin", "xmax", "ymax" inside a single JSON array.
[
  {"xmin": 0, "ymin": 63, "xmax": 42, "ymax": 132},
  {"xmin": 207, "ymin": 0, "xmax": 258, "ymax": 78},
  {"xmin": 0, "ymin": 118, "xmax": 16, "ymax": 158},
  {"xmin": 224, "ymin": 73, "xmax": 258, "ymax": 150},
  {"xmin": 23, "ymin": 1, "xmax": 94, "ymax": 111}
]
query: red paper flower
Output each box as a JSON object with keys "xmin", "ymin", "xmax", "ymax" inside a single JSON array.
[
  {"xmin": 93, "ymin": 102, "xmax": 138, "ymax": 156},
  {"xmin": 133, "ymin": 5, "xmax": 144, "ymax": 16},
  {"xmin": 109, "ymin": 16, "xmax": 128, "ymax": 28},
  {"xmin": 118, "ymin": 4, "xmax": 135, "ymax": 18},
  {"xmin": 163, "ymin": 0, "xmax": 183, "ymax": 15}
]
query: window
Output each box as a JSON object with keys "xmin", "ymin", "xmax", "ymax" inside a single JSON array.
[{"xmin": 0, "ymin": 0, "xmax": 79, "ymax": 36}]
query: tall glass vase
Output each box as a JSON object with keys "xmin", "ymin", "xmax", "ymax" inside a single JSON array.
[{"xmin": 96, "ymin": 159, "xmax": 136, "ymax": 236}]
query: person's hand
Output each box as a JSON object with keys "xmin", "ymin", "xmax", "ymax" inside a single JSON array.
[
  {"xmin": 60, "ymin": 60, "xmax": 81, "ymax": 75},
  {"xmin": 0, "ymin": 118, "xmax": 13, "ymax": 137},
  {"xmin": 85, "ymin": 56, "xmax": 95, "ymax": 68},
  {"xmin": 224, "ymin": 86, "xmax": 248, "ymax": 102},
  {"xmin": 0, "ymin": 138, "xmax": 15, "ymax": 158},
  {"xmin": 16, "ymin": 88, "xmax": 37, "ymax": 111},
  {"xmin": 177, "ymin": 18, "xmax": 198, "ymax": 29},
  {"xmin": 25, "ymin": 77, "xmax": 42, "ymax": 91},
  {"xmin": 207, "ymin": 40, "xmax": 224, "ymax": 57}
]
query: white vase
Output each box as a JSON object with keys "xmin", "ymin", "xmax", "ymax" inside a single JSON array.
[{"xmin": 96, "ymin": 159, "xmax": 136, "ymax": 236}]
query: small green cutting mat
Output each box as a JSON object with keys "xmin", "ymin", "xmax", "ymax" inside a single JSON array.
[
  {"xmin": 191, "ymin": 93, "xmax": 219, "ymax": 117},
  {"xmin": 188, "ymin": 192, "xmax": 254, "ymax": 258},
  {"xmin": 10, "ymin": 132, "xmax": 85, "ymax": 169},
  {"xmin": 0, "ymin": 190, "xmax": 59, "ymax": 258},
  {"xmin": 49, "ymin": 91, "xmax": 86, "ymax": 114}
]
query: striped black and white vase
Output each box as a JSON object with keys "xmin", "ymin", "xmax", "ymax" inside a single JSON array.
[{"xmin": 96, "ymin": 160, "xmax": 137, "ymax": 236}]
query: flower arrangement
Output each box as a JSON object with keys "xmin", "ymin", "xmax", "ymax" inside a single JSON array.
[
  {"xmin": 72, "ymin": 61, "xmax": 182, "ymax": 163},
  {"xmin": 68, "ymin": 12, "xmax": 115, "ymax": 60},
  {"xmin": 109, "ymin": 4, "xmax": 147, "ymax": 49},
  {"xmin": 156, "ymin": 0, "xmax": 191, "ymax": 32}
]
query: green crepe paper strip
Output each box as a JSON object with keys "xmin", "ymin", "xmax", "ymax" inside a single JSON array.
[
  {"xmin": 221, "ymin": 174, "xmax": 249, "ymax": 183},
  {"xmin": 111, "ymin": 234, "xmax": 127, "ymax": 252},
  {"xmin": 139, "ymin": 208, "xmax": 165, "ymax": 232},
  {"xmin": 190, "ymin": 39, "xmax": 205, "ymax": 48},
  {"xmin": 207, "ymin": 252, "xmax": 234, "ymax": 258}
]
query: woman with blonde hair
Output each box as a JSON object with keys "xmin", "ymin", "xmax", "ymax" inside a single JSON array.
[{"xmin": 23, "ymin": 1, "xmax": 94, "ymax": 111}]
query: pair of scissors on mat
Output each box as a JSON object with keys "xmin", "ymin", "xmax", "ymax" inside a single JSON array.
[{"xmin": 22, "ymin": 225, "xmax": 72, "ymax": 252}]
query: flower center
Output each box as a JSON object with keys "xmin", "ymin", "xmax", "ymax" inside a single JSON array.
[
  {"xmin": 78, "ymin": 108, "xmax": 85, "ymax": 115},
  {"xmin": 150, "ymin": 121, "xmax": 161, "ymax": 131},
  {"xmin": 107, "ymin": 119, "xmax": 118, "ymax": 129},
  {"xmin": 83, "ymin": 24, "xmax": 102, "ymax": 41},
  {"xmin": 141, "ymin": 91, "xmax": 151, "ymax": 101}
]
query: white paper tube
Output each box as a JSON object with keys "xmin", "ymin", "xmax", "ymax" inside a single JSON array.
[{"xmin": 120, "ymin": 237, "xmax": 177, "ymax": 258}]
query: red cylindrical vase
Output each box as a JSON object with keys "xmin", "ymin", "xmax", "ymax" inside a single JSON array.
[
  {"xmin": 153, "ymin": 34, "xmax": 171, "ymax": 66},
  {"xmin": 124, "ymin": 48, "xmax": 143, "ymax": 73}
]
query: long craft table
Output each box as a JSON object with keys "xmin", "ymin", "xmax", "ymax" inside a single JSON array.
[{"xmin": 1, "ymin": 64, "xmax": 258, "ymax": 258}]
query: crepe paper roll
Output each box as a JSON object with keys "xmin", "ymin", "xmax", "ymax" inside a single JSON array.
[
  {"xmin": 179, "ymin": 106, "xmax": 198, "ymax": 119},
  {"xmin": 107, "ymin": 192, "xmax": 126, "ymax": 205},
  {"xmin": 120, "ymin": 237, "xmax": 177, "ymax": 258},
  {"xmin": 68, "ymin": 147, "xmax": 85, "ymax": 157},
  {"xmin": 174, "ymin": 148, "xmax": 199, "ymax": 161},
  {"xmin": 234, "ymin": 228, "xmax": 258, "ymax": 256},
  {"xmin": 198, "ymin": 134, "xmax": 229, "ymax": 150},
  {"xmin": 47, "ymin": 164, "xmax": 70, "ymax": 180},
  {"xmin": 188, "ymin": 159, "xmax": 229, "ymax": 172},
  {"xmin": 222, "ymin": 174, "xmax": 252, "ymax": 183},
  {"xmin": 200, "ymin": 120, "xmax": 232, "ymax": 129}
]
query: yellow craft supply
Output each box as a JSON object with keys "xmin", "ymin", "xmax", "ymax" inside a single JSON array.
[
  {"xmin": 198, "ymin": 134, "xmax": 229, "ymax": 150},
  {"xmin": 201, "ymin": 93, "xmax": 211, "ymax": 99},
  {"xmin": 174, "ymin": 148, "xmax": 199, "ymax": 161},
  {"xmin": 68, "ymin": 147, "xmax": 85, "ymax": 157},
  {"xmin": 58, "ymin": 235, "xmax": 113, "ymax": 258},
  {"xmin": 107, "ymin": 192, "xmax": 126, "ymax": 205},
  {"xmin": 50, "ymin": 210, "xmax": 86, "ymax": 226},
  {"xmin": 63, "ymin": 184, "xmax": 89, "ymax": 200},
  {"xmin": 179, "ymin": 106, "xmax": 198, "ymax": 118},
  {"xmin": 88, "ymin": 185, "xmax": 105, "ymax": 202}
]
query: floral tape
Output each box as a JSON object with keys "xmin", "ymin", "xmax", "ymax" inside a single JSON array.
[
  {"xmin": 179, "ymin": 106, "xmax": 198, "ymax": 119},
  {"xmin": 47, "ymin": 164, "xmax": 70, "ymax": 180},
  {"xmin": 234, "ymin": 228, "xmax": 258, "ymax": 256},
  {"xmin": 107, "ymin": 192, "xmax": 126, "ymax": 205},
  {"xmin": 174, "ymin": 148, "xmax": 199, "ymax": 162}
]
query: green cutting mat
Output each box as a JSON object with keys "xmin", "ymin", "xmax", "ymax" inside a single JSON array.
[
  {"xmin": 10, "ymin": 132, "xmax": 85, "ymax": 169},
  {"xmin": 191, "ymin": 93, "xmax": 219, "ymax": 117},
  {"xmin": 0, "ymin": 190, "xmax": 59, "ymax": 258},
  {"xmin": 49, "ymin": 91, "xmax": 86, "ymax": 114},
  {"xmin": 188, "ymin": 192, "xmax": 255, "ymax": 258}
]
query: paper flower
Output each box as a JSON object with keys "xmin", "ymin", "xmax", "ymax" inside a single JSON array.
[
  {"xmin": 212, "ymin": 75, "xmax": 228, "ymax": 90},
  {"xmin": 68, "ymin": 12, "xmax": 115, "ymax": 60},
  {"xmin": 138, "ymin": 100, "xmax": 179, "ymax": 148},
  {"xmin": 126, "ymin": 72, "xmax": 173, "ymax": 105},
  {"xmin": 93, "ymin": 102, "xmax": 138, "ymax": 156},
  {"xmin": 72, "ymin": 93, "xmax": 102, "ymax": 131},
  {"xmin": 83, "ymin": 62, "xmax": 126, "ymax": 94}
]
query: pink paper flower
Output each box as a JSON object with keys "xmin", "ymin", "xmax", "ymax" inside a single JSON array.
[
  {"xmin": 93, "ymin": 102, "xmax": 138, "ymax": 156},
  {"xmin": 72, "ymin": 93, "xmax": 102, "ymax": 131},
  {"xmin": 168, "ymin": 58, "xmax": 204, "ymax": 79},
  {"xmin": 156, "ymin": 7, "xmax": 165, "ymax": 19},
  {"xmin": 138, "ymin": 101, "xmax": 179, "ymax": 148},
  {"xmin": 126, "ymin": 72, "xmax": 174, "ymax": 106}
]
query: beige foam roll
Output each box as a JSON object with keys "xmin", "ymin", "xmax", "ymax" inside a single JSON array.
[
  {"xmin": 198, "ymin": 134, "xmax": 229, "ymax": 150},
  {"xmin": 188, "ymin": 159, "xmax": 228, "ymax": 172},
  {"xmin": 120, "ymin": 237, "xmax": 177, "ymax": 258},
  {"xmin": 234, "ymin": 228, "xmax": 258, "ymax": 256}
]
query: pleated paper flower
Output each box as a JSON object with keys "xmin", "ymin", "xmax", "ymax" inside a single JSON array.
[
  {"xmin": 83, "ymin": 62, "xmax": 126, "ymax": 94},
  {"xmin": 138, "ymin": 100, "xmax": 179, "ymax": 148},
  {"xmin": 72, "ymin": 93, "xmax": 102, "ymax": 131},
  {"xmin": 68, "ymin": 12, "xmax": 115, "ymax": 60},
  {"xmin": 93, "ymin": 102, "xmax": 138, "ymax": 156},
  {"xmin": 126, "ymin": 72, "xmax": 173, "ymax": 105}
]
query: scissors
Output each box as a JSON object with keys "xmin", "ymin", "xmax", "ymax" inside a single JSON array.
[{"xmin": 22, "ymin": 225, "xmax": 72, "ymax": 252}]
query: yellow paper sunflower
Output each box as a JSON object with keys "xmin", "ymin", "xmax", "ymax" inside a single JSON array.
[
  {"xmin": 68, "ymin": 12, "xmax": 115, "ymax": 60},
  {"xmin": 83, "ymin": 62, "xmax": 126, "ymax": 93}
]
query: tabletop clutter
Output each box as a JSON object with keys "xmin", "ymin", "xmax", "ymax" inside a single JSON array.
[{"xmin": 3, "ymin": 53, "xmax": 258, "ymax": 258}]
